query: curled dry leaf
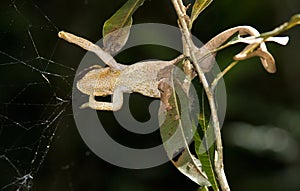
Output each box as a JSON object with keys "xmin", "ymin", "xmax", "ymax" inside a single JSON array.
[
  {"xmin": 194, "ymin": 25, "xmax": 290, "ymax": 73},
  {"xmin": 234, "ymin": 45, "xmax": 276, "ymax": 73},
  {"xmin": 194, "ymin": 26, "xmax": 264, "ymax": 72},
  {"xmin": 233, "ymin": 35, "xmax": 290, "ymax": 73}
]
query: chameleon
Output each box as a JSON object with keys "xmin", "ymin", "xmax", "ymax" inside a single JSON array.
[{"xmin": 58, "ymin": 26, "xmax": 279, "ymax": 111}]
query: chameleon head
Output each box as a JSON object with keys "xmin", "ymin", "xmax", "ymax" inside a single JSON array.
[{"xmin": 77, "ymin": 67, "xmax": 121, "ymax": 97}]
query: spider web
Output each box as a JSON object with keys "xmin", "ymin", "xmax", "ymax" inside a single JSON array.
[
  {"xmin": 0, "ymin": 1, "xmax": 191, "ymax": 190},
  {"xmin": 0, "ymin": 0, "xmax": 75, "ymax": 190}
]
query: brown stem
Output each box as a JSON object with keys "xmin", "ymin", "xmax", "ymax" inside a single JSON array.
[{"xmin": 171, "ymin": 0, "xmax": 230, "ymax": 190}]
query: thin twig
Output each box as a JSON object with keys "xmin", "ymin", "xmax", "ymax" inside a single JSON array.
[
  {"xmin": 211, "ymin": 61, "xmax": 239, "ymax": 91},
  {"xmin": 171, "ymin": 0, "xmax": 230, "ymax": 190}
]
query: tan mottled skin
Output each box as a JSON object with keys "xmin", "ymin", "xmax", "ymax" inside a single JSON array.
[
  {"xmin": 76, "ymin": 59, "xmax": 179, "ymax": 110},
  {"xmin": 59, "ymin": 25, "xmax": 278, "ymax": 111}
]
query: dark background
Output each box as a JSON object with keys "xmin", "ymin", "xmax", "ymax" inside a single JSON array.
[{"xmin": 0, "ymin": 0, "xmax": 300, "ymax": 191}]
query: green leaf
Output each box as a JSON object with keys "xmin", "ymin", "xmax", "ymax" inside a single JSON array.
[
  {"xmin": 193, "ymin": 83, "xmax": 219, "ymax": 191},
  {"xmin": 288, "ymin": 14, "xmax": 300, "ymax": 28},
  {"xmin": 158, "ymin": 64, "xmax": 211, "ymax": 187},
  {"xmin": 280, "ymin": 14, "xmax": 300, "ymax": 32},
  {"xmin": 102, "ymin": 0, "xmax": 144, "ymax": 54},
  {"xmin": 195, "ymin": 131, "xmax": 218, "ymax": 190},
  {"xmin": 198, "ymin": 186, "xmax": 209, "ymax": 191},
  {"xmin": 190, "ymin": 0, "xmax": 213, "ymax": 25}
]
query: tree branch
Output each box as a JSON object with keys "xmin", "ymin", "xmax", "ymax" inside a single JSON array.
[{"xmin": 171, "ymin": 0, "xmax": 230, "ymax": 190}]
